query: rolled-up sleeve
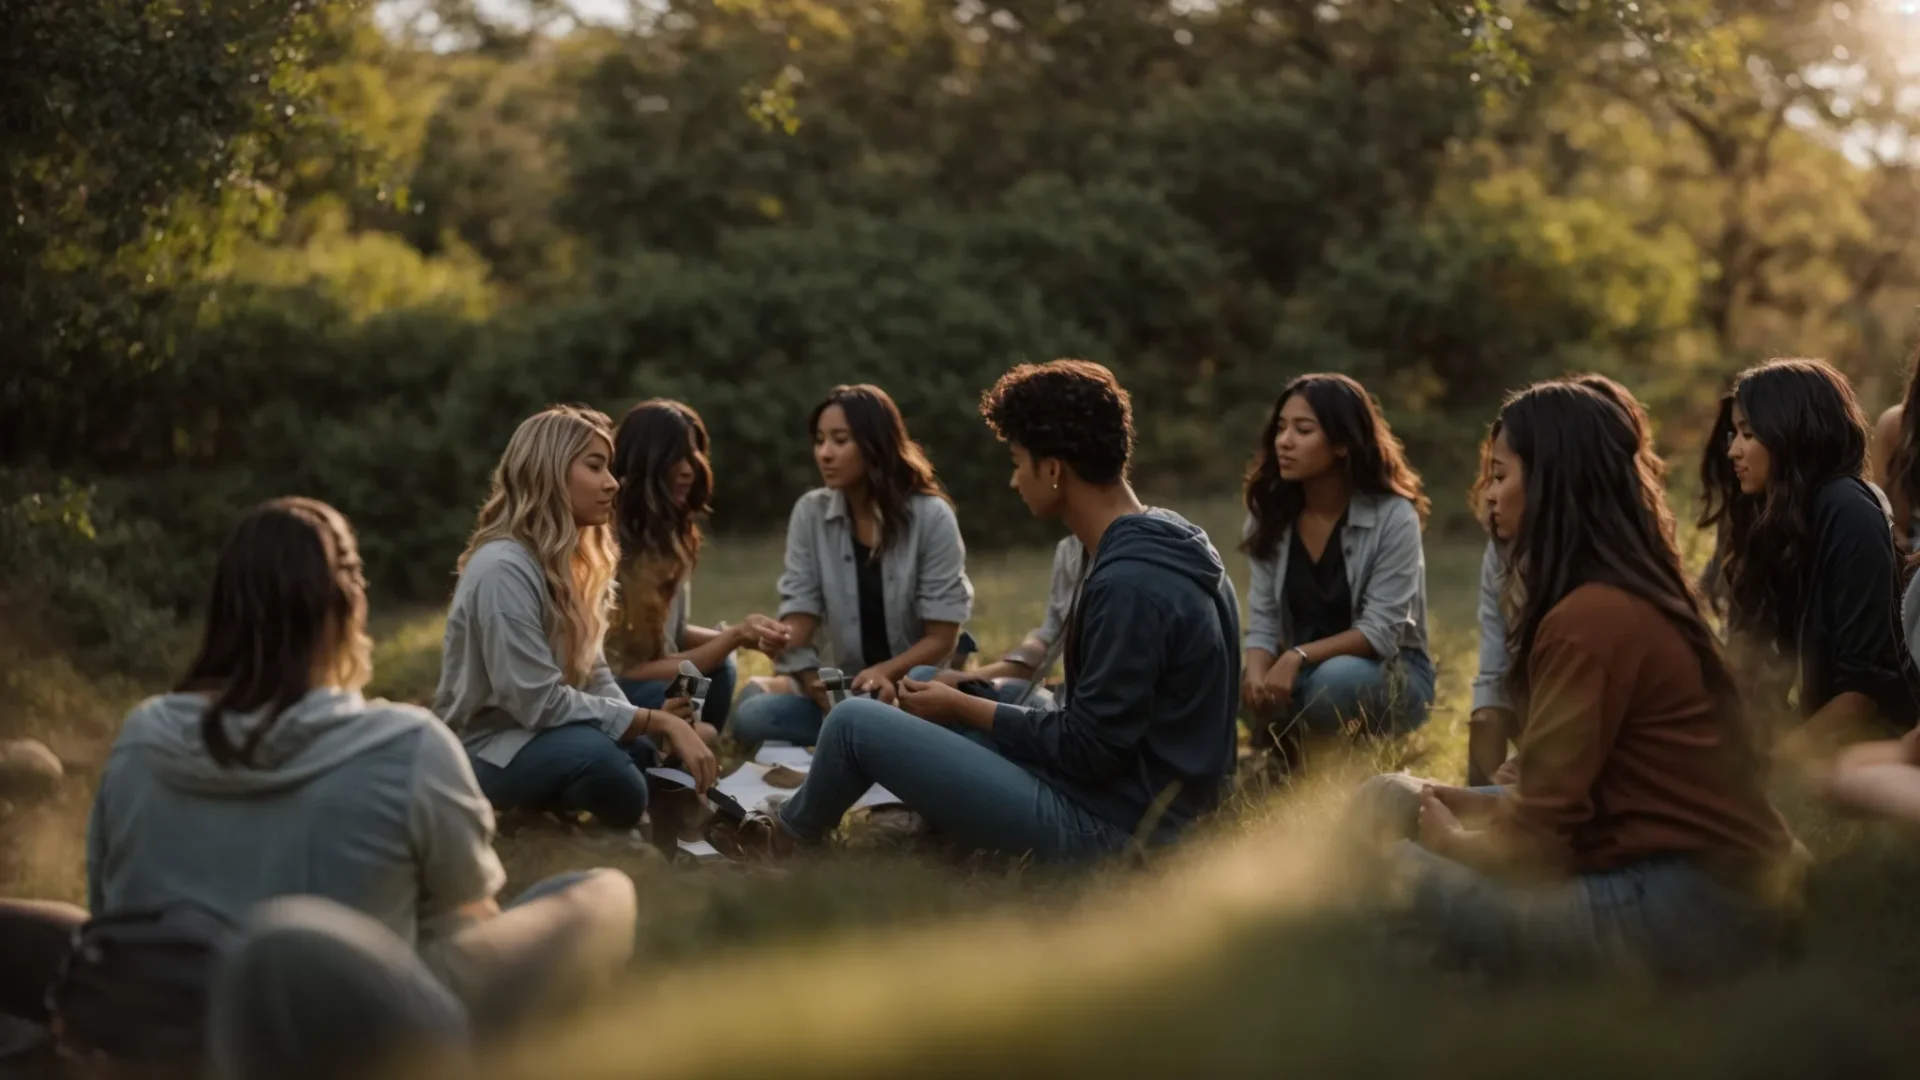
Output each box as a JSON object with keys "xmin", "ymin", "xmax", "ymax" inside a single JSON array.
[
  {"xmin": 913, "ymin": 497, "xmax": 974, "ymax": 625},
  {"xmin": 1471, "ymin": 540, "xmax": 1514, "ymax": 714},
  {"xmin": 1352, "ymin": 500, "xmax": 1423, "ymax": 662},
  {"xmin": 410, "ymin": 723, "xmax": 508, "ymax": 939},
  {"xmin": 1242, "ymin": 513, "xmax": 1283, "ymax": 655},
  {"xmin": 774, "ymin": 495, "xmax": 826, "ymax": 674}
]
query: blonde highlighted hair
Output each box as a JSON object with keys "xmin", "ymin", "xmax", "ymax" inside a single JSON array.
[{"xmin": 460, "ymin": 405, "xmax": 620, "ymax": 687}]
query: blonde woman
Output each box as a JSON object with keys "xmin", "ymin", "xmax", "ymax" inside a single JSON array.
[{"xmin": 435, "ymin": 405, "xmax": 716, "ymax": 829}]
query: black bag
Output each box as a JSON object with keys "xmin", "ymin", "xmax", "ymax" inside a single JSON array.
[{"xmin": 46, "ymin": 903, "xmax": 239, "ymax": 1065}]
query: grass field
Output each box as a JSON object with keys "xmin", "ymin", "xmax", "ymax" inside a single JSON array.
[{"xmin": 6, "ymin": 494, "xmax": 1920, "ymax": 1076}]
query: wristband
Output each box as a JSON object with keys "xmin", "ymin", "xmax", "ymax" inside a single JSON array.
[{"xmin": 1291, "ymin": 646, "xmax": 1311, "ymax": 665}]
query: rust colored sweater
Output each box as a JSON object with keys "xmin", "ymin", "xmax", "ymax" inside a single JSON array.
[{"xmin": 1495, "ymin": 583, "xmax": 1792, "ymax": 879}]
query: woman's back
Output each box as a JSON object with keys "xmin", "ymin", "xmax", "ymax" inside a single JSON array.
[{"xmin": 89, "ymin": 689, "xmax": 504, "ymax": 947}]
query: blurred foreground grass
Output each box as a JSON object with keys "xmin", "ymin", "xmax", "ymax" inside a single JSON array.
[{"xmin": 5, "ymin": 496, "xmax": 1920, "ymax": 1075}]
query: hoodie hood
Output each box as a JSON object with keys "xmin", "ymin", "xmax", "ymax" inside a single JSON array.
[
  {"xmin": 1090, "ymin": 509, "xmax": 1227, "ymax": 591},
  {"xmin": 117, "ymin": 688, "xmax": 430, "ymax": 797}
]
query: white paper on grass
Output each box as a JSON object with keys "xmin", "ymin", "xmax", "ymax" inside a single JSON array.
[
  {"xmin": 715, "ymin": 760, "xmax": 901, "ymax": 814},
  {"xmin": 751, "ymin": 742, "xmax": 816, "ymax": 771},
  {"xmin": 676, "ymin": 839, "xmax": 724, "ymax": 860}
]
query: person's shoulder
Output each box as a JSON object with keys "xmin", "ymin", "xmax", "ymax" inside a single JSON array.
[
  {"xmin": 360, "ymin": 699, "xmax": 469, "ymax": 771},
  {"xmin": 1369, "ymin": 493, "xmax": 1422, "ymax": 530},
  {"xmin": 1876, "ymin": 404, "xmax": 1904, "ymax": 440},
  {"xmin": 464, "ymin": 537, "xmax": 536, "ymax": 576},
  {"xmin": 1812, "ymin": 475, "xmax": 1893, "ymax": 531},
  {"xmin": 1538, "ymin": 583, "xmax": 1660, "ymax": 650}
]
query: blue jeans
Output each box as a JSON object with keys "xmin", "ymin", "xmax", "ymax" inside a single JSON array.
[
  {"xmin": 468, "ymin": 725, "xmax": 659, "ymax": 829},
  {"xmin": 1279, "ymin": 650, "xmax": 1436, "ymax": 739},
  {"xmin": 775, "ymin": 697, "xmax": 1132, "ymax": 861},
  {"xmin": 1390, "ymin": 842, "xmax": 1788, "ymax": 982},
  {"xmin": 731, "ymin": 664, "xmax": 940, "ymax": 746},
  {"xmin": 617, "ymin": 654, "xmax": 738, "ymax": 729}
]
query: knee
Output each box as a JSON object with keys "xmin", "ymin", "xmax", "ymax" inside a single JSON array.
[
  {"xmin": 819, "ymin": 696, "xmax": 896, "ymax": 746},
  {"xmin": 1312, "ymin": 655, "xmax": 1387, "ymax": 692},
  {"xmin": 580, "ymin": 752, "xmax": 650, "ymax": 828},
  {"xmin": 905, "ymin": 664, "xmax": 940, "ymax": 683},
  {"xmin": 557, "ymin": 868, "xmax": 638, "ymax": 961}
]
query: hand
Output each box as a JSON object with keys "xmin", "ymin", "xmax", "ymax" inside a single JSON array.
[
  {"xmin": 898, "ymin": 677, "xmax": 968, "ymax": 722},
  {"xmin": 659, "ymin": 696, "xmax": 695, "ymax": 722},
  {"xmin": 1427, "ymin": 784, "xmax": 1501, "ymax": 825},
  {"xmin": 734, "ymin": 613, "xmax": 790, "ymax": 653},
  {"xmin": 852, "ymin": 666, "xmax": 897, "ymax": 705},
  {"xmin": 797, "ymin": 671, "xmax": 832, "ymax": 713},
  {"xmin": 1417, "ymin": 787, "xmax": 1464, "ymax": 854},
  {"xmin": 1491, "ymin": 756, "xmax": 1521, "ymax": 786},
  {"xmin": 655, "ymin": 713, "xmax": 718, "ymax": 793},
  {"xmin": 1264, "ymin": 650, "xmax": 1304, "ymax": 713},
  {"xmin": 1241, "ymin": 665, "xmax": 1270, "ymax": 713}
]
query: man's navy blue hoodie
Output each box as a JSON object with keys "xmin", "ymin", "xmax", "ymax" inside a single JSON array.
[{"xmin": 990, "ymin": 509, "xmax": 1241, "ymax": 840}]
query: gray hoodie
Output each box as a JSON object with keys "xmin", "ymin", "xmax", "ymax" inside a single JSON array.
[{"xmin": 88, "ymin": 688, "xmax": 506, "ymax": 947}]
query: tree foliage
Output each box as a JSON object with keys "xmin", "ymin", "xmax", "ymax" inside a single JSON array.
[{"xmin": 6, "ymin": 0, "xmax": 1920, "ymax": 659}]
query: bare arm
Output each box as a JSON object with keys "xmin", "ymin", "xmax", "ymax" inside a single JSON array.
[
  {"xmin": 1874, "ymin": 405, "xmax": 1909, "ymax": 548},
  {"xmin": 873, "ymin": 620, "xmax": 961, "ymax": 682}
]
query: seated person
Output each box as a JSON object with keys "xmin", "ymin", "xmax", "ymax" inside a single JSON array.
[
  {"xmin": 0, "ymin": 498, "xmax": 637, "ymax": 1077},
  {"xmin": 1354, "ymin": 382, "xmax": 1799, "ymax": 982},
  {"xmin": 722, "ymin": 360, "xmax": 1240, "ymax": 860},
  {"xmin": 1239, "ymin": 373, "xmax": 1435, "ymax": 766},
  {"xmin": 436, "ymin": 406, "xmax": 716, "ymax": 830},
  {"xmin": 606, "ymin": 399, "xmax": 789, "ymax": 739},
  {"xmin": 731, "ymin": 384, "xmax": 975, "ymax": 746},
  {"xmin": 1465, "ymin": 373, "xmax": 1664, "ymax": 788},
  {"xmin": 931, "ymin": 534, "xmax": 1083, "ymax": 708}
]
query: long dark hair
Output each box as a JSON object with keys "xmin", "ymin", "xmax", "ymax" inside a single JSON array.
[
  {"xmin": 613, "ymin": 398, "xmax": 711, "ymax": 574},
  {"xmin": 1699, "ymin": 357, "xmax": 1871, "ymax": 647},
  {"xmin": 1241, "ymin": 372, "xmax": 1429, "ymax": 561},
  {"xmin": 1495, "ymin": 383, "xmax": 1742, "ymax": 742},
  {"xmin": 1885, "ymin": 342, "xmax": 1920, "ymax": 515},
  {"xmin": 809, "ymin": 384, "xmax": 947, "ymax": 554},
  {"xmin": 177, "ymin": 498, "xmax": 371, "ymax": 768}
]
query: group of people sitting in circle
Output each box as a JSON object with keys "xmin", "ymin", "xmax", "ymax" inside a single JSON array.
[{"xmin": 8, "ymin": 353, "xmax": 1920, "ymax": 1075}]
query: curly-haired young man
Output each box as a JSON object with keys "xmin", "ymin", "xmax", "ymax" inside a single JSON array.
[{"xmin": 732, "ymin": 360, "xmax": 1241, "ymax": 860}]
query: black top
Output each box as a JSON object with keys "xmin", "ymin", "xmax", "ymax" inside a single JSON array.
[
  {"xmin": 850, "ymin": 536, "xmax": 891, "ymax": 670},
  {"xmin": 1789, "ymin": 477, "xmax": 1919, "ymax": 728},
  {"xmin": 1283, "ymin": 515, "xmax": 1353, "ymax": 649}
]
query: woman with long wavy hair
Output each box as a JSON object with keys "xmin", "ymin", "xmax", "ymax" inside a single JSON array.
[
  {"xmin": 1464, "ymin": 373, "xmax": 1666, "ymax": 787},
  {"xmin": 1239, "ymin": 373, "xmax": 1434, "ymax": 768},
  {"xmin": 0, "ymin": 497, "xmax": 637, "ymax": 1075},
  {"xmin": 1355, "ymin": 380, "xmax": 1798, "ymax": 982},
  {"xmin": 435, "ymin": 405, "xmax": 716, "ymax": 830},
  {"xmin": 606, "ymin": 400, "xmax": 787, "ymax": 741},
  {"xmin": 731, "ymin": 384, "xmax": 975, "ymax": 748},
  {"xmin": 1699, "ymin": 358, "xmax": 1918, "ymax": 761}
]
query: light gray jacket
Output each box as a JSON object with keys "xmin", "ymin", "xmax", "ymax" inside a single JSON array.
[
  {"xmin": 89, "ymin": 689, "xmax": 506, "ymax": 947},
  {"xmin": 1000, "ymin": 535, "xmax": 1085, "ymax": 684},
  {"xmin": 774, "ymin": 488, "xmax": 974, "ymax": 674},
  {"xmin": 1471, "ymin": 539, "xmax": 1514, "ymax": 713},
  {"xmin": 1242, "ymin": 493, "xmax": 1430, "ymax": 662},
  {"xmin": 434, "ymin": 538, "xmax": 635, "ymax": 768}
]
